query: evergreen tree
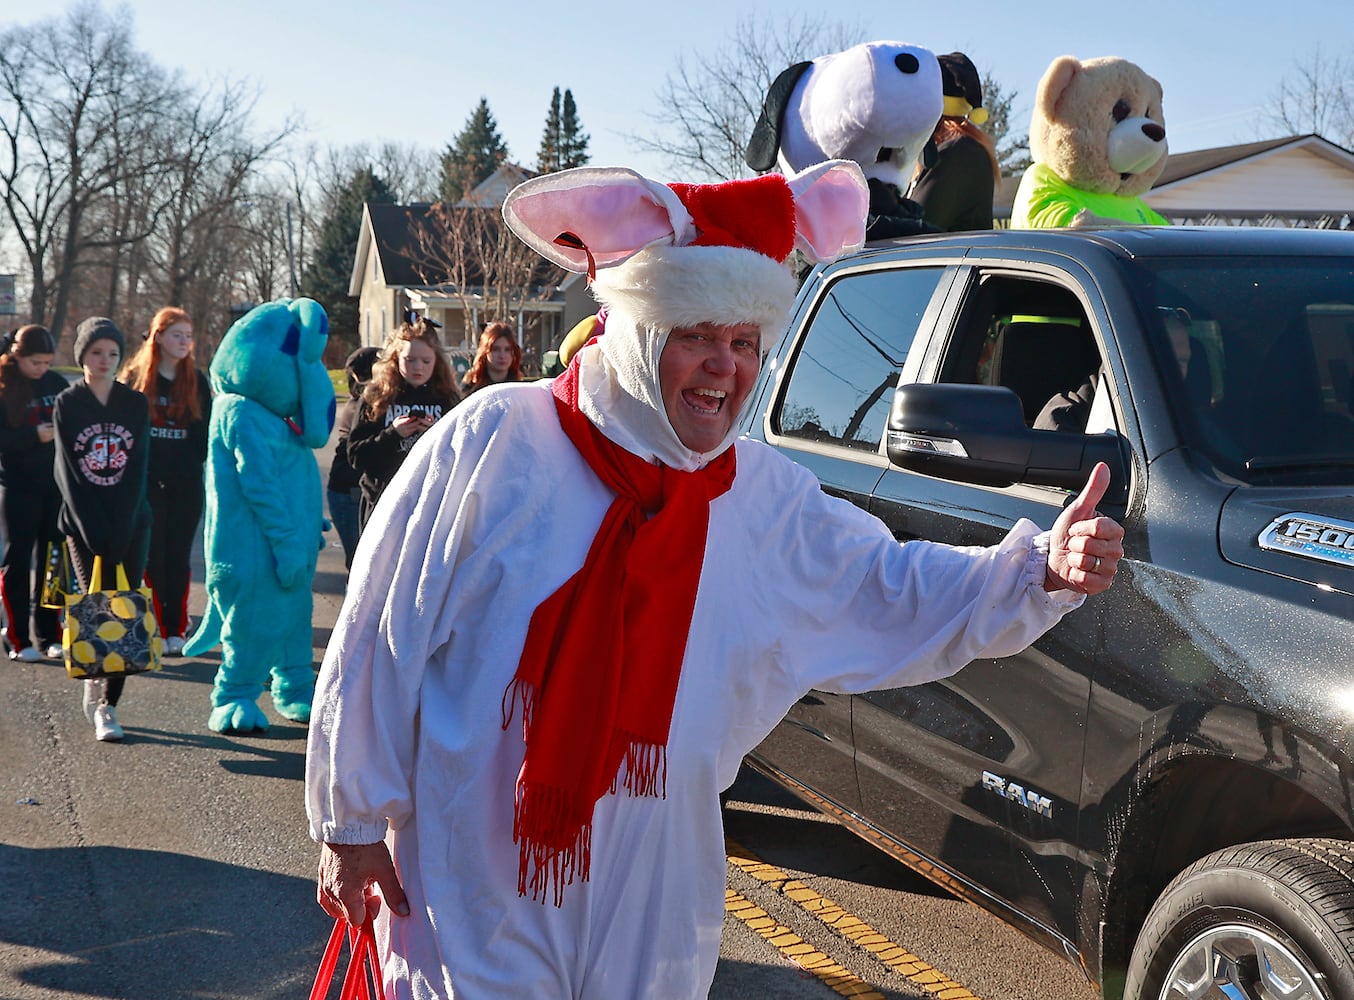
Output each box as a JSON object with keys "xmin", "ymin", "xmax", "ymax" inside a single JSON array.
[
  {"xmin": 536, "ymin": 87, "xmax": 563, "ymax": 174},
  {"xmin": 300, "ymin": 166, "xmax": 394, "ymax": 354},
  {"xmin": 558, "ymin": 89, "xmax": 590, "ymax": 170},
  {"xmin": 440, "ymin": 99, "xmax": 510, "ymax": 202},
  {"xmin": 980, "ymin": 74, "xmax": 1032, "ymax": 177},
  {"xmin": 535, "ymin": 87, "xmax": 591, "ymax": 174}
]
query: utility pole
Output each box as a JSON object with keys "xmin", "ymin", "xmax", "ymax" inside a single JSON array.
[{"xmin": 286, "ymin": 201, "xmax": 299, "ymax": 297}]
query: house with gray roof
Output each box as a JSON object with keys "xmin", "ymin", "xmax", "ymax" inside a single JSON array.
[
  {"xmin": 997, "ymin": 134, "xmax": 1354, "ymax": 228},
  {"xmin": 348, "ymin": 165, "xmax": 595, "ymax": 373}
]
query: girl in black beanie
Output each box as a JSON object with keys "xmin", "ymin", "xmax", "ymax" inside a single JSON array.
[{"xmin": 54, "ymin": 316, "xmax": 151, "ymax": 742}]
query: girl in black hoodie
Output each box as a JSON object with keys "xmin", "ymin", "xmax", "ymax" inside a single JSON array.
[
  {"xmin": 0, "ymin": 325, "xmax": 69, "ymax": 662},
  {"xmin": 121, "ymin": 307, "xmax": 211, "ymax": 655},
  {"xmin": 327, "ymin": 346, "xmax": 379, "ymax": 570},
  {"xmin": 347, "ymin": 318, "xmax": 460, "ymax": 532},
  {"xmin": 54, "ymin": 317, "xmax": 151, "ymax": 742}
]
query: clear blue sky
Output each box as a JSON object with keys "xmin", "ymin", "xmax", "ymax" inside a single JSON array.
[{"xmin": 11, "ymin": 0, "xmax": 1354, "ymax": 182}]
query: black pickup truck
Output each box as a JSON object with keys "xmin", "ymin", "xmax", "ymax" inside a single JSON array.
[{"xmin": 740, "ymin": 226, "xmax": 1354, "ymax": 1000}]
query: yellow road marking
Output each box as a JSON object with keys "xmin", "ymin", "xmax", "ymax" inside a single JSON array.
[
  {"xmin": 724, "ymin": 887, "xmax": 887, "ymax": 998},
  {"xmin": 726, "ymin": 836, "xmax": 982, "ymax": 999}
]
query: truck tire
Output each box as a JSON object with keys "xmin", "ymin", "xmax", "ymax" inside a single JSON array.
[{"xmin": 1125, "ymin": 839, "xmax": 1354, "ymax": 1000}]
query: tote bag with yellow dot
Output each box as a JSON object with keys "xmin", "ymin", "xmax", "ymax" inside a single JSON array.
[{"xmin": 63, "ymin": 556, "xmax": 163, "ymax": 679}]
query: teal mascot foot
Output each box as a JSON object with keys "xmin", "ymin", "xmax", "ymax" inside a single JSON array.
[
  {"xmin": 271, "ymin": 665, "xmax": 315, "ymax": 722},
  {"xmin": 209, "ymin": 700, "xmax": 271, "ymax": 734}
]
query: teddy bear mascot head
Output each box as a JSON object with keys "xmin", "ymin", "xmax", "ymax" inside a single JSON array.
[
  {"xmin": 1010, "ymin": 55, "xmax": 1171, "ymax": 228},
  {"xmin": 745, "ymin": 40, "xmax": 944, "ymax": 240},
  {"xmin": 182, "ymin": 297, "xmax": 336, "ymax": 733}
]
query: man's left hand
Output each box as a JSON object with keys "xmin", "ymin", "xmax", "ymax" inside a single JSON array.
[{"xmin": 318, "ymin": 841, "xmax": 410, "ymax": 926}]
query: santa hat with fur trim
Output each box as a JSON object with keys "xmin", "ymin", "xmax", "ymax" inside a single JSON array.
[{"xmin": 502, "ymin": 161, "xmax": 869, "ymax": 337}]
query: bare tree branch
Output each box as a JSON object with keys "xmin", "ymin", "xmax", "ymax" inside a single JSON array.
[
  {"xmin": 407, "ymin": 202, "xmax": 563, "ymax": 343},
  {"xmin": 1266, "ymin": 47, "xmax": 1354, "ymax": 147},
  {"xmin": 625, "ymin": 13, "xmax": 860, "ymax": 181},
  {"xmin": 0, "ymin": 4, "xmax": 311, "ymax": 353},
  {"xmin": 0, "ymin": 4, "xmax": 179, "ymax": 342}
]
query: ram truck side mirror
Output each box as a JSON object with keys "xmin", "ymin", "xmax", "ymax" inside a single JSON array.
[{"xmin": 885, "ymin": 383, "xmax": 1128, "ymax": 505}]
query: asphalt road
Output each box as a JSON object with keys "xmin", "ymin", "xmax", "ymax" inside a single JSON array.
[{"xmin": 0, "ymin": 435, "xmax": 1099, "ymax": 999}]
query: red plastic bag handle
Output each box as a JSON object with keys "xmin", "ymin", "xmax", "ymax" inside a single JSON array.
[
  {"xmin": 310, "ymin": 908, "xmax": 385, "ymax": 1000},
  {"xmin": 310, "ymin": 919, "xmax": 346, "ymax": 998}
]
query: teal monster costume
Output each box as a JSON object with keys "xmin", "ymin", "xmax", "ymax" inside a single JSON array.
[{"xmin": 184, "ymin": 298, "xmax": 335, "ymax": 733}]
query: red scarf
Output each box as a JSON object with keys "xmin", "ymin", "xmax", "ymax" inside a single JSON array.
[{"xmin": 503, "ymin": 359, "xmax": 736, "ymax": 904}]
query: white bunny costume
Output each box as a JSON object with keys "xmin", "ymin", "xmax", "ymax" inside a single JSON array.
[{"xmin": 305, "ymin": 162, "xmax": 1081, "ymax": 999}]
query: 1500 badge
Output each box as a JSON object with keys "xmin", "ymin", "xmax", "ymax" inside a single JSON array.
[{"xmin": 1258, "ymin": 512, "xmax": 1354, "ymax": 567}]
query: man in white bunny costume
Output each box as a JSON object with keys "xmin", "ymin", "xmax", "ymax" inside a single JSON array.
[{"xmin": 305, "ymin": 160, "xmax": 1124, "ymax": 999}]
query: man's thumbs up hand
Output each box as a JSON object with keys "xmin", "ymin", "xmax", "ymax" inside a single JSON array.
[{"xmin": 1045, "ymin": 462, "xmax": 1124, "ymax": 594}]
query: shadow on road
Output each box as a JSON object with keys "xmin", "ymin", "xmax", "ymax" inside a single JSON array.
[
  {"xmin": 723, "ymin": 765, "xmax": 951, "ymax": 898},
  {"xmin": 0, "ymin": 844, "xmax": 332, "ymax": 999},
  {"xmin": 128, "ymin": 722, "xmax": 308, "ymax": 779}
]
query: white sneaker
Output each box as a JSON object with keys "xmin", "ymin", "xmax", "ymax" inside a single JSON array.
[
  {"xmin": 93, "ymin": 703, "xmax": 123, "ymax": 742},
  {"xmin": 9, "ymin": 646, "xmax": 40, "ymax": 663},
  {"xmin": 83, "ymin": 678, "xmax": 106, "ymax": 723},
  {"xmin": 165, "ymin": 635, "xmax": 186, "ymax": 657},
  {"xmin": 44, "ymin": 643, "xmax": 63, "ymax": 661}
]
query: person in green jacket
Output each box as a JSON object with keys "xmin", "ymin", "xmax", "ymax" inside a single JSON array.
[{"xmin": 1010, "ymin": 55, "xmax": 1170, "ymax": 229}]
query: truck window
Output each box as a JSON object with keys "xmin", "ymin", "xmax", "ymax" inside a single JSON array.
[
  {"xmin": 1128, "ymin": 259, "xmax": 1354, "ymax": 483},
  {"xmin": 775, "ymin": 268, "xmax": 943, "ymax": 451},
  {"xmin": 942, "ymin": 276, "xmax": 1101, "ymax": 432}
]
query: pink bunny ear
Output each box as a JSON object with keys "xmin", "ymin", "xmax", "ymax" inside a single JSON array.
[
  {"xmin": 785, "ymin": 160, "xmax": 869, "ymax": 263},
  {"xmin": 502, "ymin": 166, "xmax": 695, "ymax": 273}
]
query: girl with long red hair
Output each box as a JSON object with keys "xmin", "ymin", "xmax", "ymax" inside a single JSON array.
[
  {"xmin": 121, "ymin": 307, "xmax": 213, "ymax": 655},
  {"xmin": 459, "ymin": 321, "xmax": 523, "ymax": 395}
]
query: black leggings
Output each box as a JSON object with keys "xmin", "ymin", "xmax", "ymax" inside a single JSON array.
[
  {"xmin": 0, "ymin": 485, "xmax": 63, "ymax": 650},
  {"xmin": 145, "ymin": 476, "xmax": 204, "ymax": 638},
  {"xmin": 67, "ymin": 533, "xmax": 148, "ymax": 708}
]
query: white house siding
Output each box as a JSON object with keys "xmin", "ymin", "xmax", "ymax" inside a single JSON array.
[
  {"xmin": 355, "ymin": 266, "xmax": 400, "ymax": 349},
  {"xmin": 1150, "ymin": 146, "xmax": 1354, "ymax": 215}
]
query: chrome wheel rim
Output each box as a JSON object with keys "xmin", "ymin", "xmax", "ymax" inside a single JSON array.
[{"xmin": 1159, "ymin": 923, "xmax": 1328, "ymax": 999}]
